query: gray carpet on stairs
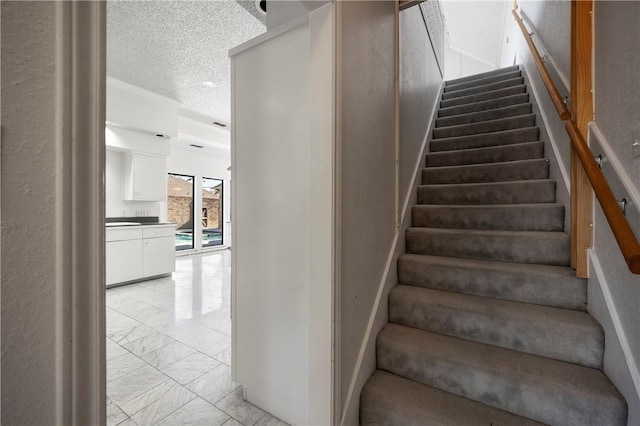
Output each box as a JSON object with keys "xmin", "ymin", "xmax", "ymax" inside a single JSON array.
[{"xmin": 360, "ymin": 66, "xmax": 627, "ymax": 425}]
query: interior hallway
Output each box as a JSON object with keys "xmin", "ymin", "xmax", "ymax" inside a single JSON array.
[{"xmin": 106, "ymin": 250, "xmax": 287, "ymax": 426}]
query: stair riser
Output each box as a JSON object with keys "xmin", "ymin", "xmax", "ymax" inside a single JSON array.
[
  {"xmin": 388, "ymin": 286, "xmax": 603, "ymax": 367},
  {"xmin": 361, "ymin": 371, "xmax": 545, "ymax": 426},
  {"xmin": 441, "ymin": 85, "xmax": 526, "ymax": 108},
  {"xmin": 377, "ymin": 328, "xmax": 627, "ymax": 426},
  {"xmin": 417, "ymin": 180, "xmax": 556, "ymax": 205},
  {"xmin": 425, "ymin": 141, "xmax": 544, "ymax": 167},
  {"xmin": 411, "ymin": 204, "xmax": 564, "ymax": 231},
  {"xmin": 422, "ymin": 159, "xmax": 548, "ymax": 185},
  {"xmin": 444, "ymin": 71, "xmax": 522, "ymax": 93},
  {"xmin": 433, "ymin": 115, "xmax": 535, "ymax": 139},
  {"xmin": 430, "ymin": 127, "xmax": 539, "ymax": 152},
  {"xmin": 445, "ymin": 65, "xmax": 519, "ymax": 86},
  {"xmin": 397, "ymin": 255, "xmax": 587, "ymax": 310},
  {"xmin": 442, "ymin": 77, "xmax": 525, "ymax": 100},
  {"xmin": 436, "ymin": 104, "xmax": 532, "ymax": 128},
  {"xmin": 438, "ymin": 93, "xmax": 529, "ymax": 118},
  {"xmin": 406, "ymin": 228, "xmax": 571, "ymax": 266}
]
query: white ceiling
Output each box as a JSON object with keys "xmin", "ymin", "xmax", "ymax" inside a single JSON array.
[
  {"xmin": 107, "ymin": 0, "xmax": 265, "ymax": 126},
  {"xmin": 440, "ymin": 0, "xmax": 509, "ymax": 70}
]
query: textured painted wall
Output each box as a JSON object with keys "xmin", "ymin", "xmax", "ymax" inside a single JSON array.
[
  {"xmin": 520, "ymin": 0, "xmax": 571, "ymax": 86},
  {"xmin": 399, "ymin": 6, "xmax": 443, "ymax": 201},
  {"xmin": 1, "ymin": 2, "xmax": 61, "ymax": 424},
  {"xmin": 594, "ymin": 1, "xmax": 640, "ymax": 191},
  {"xmin": 339, "ymin": 0, "xmax": 397, "ymax": 417}
]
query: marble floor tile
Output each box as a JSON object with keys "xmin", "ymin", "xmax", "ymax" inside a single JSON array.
[
  {"xmin": 107, "ymin": 338, "xmax": 130, "ymax": 361},
  {"xmin": 115, "ymin": 418, "xmax": 137, "ymax": 426},
  {"xmin": 107, "ymin": 352, "xmax": 147, "ymax": 382},
  {"xmin": 140, "ymin": 341, "xmax": 196, "ymax": 370},
  {"xmin": 215, "ymin": 387, "xmax": 265, "ymax": 426},
  {"xmin": 107, "ymin": 309, "xmax": 142, "ymax": 335},
  {"xmin": 255, "ymin": 414, "xmax": 290, "ymax": 426},
  {"xmin": 125, "ymin": 380, "xmax": 196, "ymax": 425},
  {"xmin": 213, "ymin": 347, "xmax": 231, "ymax": 366},
  {"xmin": 222, "ymin": 418, "xmax": 246, "ymax": 426},
  {"xmin": 122, "ymin": 332, "xmax": 175, "ymax": 357},
  {"xmin": 109, "ymin": 324, "xmax": 157, "ymax": 346},
  {"xmin": 107, "ymin": 397, "xmax": 128, "ymax": 426},
  {"xmin": 107, "ymin": 365, "xmax": 170, "ymax": 406},
  {"xmin": 161, "ymin": 352, "xmax": 221, "ymax": 385},
  {"xmin": 186, "ymin": 364, "xmax": 239, "ymax": 405},
  {"xmin": 188, "ymin": 334, "xmax": 231, "ymax": 359},
  {"xmin": 138, "ymin": 309, "xmax": 180, "ymax": 328},
  {"xmin": 156, "ymin": 397, "xmax": 230, "ymax": 426}
]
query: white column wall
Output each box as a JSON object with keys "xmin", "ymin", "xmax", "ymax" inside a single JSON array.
[{"xmin": 230, "ymin": 5, "xmax": 333, "ymax": 425}]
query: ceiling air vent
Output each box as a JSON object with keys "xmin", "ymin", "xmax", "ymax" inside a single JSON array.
[{"xmin": 189, "ymin": 144, "xmax": 204, "ymax": 149}]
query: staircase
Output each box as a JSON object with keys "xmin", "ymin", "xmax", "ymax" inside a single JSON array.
[{"xmin": 360, "ymin": 66, "xmax": 628, "ymax": 425}]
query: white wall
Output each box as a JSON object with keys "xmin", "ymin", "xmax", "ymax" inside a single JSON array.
[
  {"xmin": 1, "ymin": 3, "xmax": 62, "ymax": 423},
  {"xmin": 231, "ymin": 4, "xmax": 333, "ymax": 424}
]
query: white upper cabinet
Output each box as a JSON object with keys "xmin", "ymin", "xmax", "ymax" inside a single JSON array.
[{"xmin": 123, "ymin": 152, "xmax": 167, "ymax": 201}]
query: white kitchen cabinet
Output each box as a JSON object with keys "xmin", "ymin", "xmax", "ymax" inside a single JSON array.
[
  {"xmin": 142, "ymin": 226, "xmax": 176, "ymax": 278},
  {"xmin": 106, "ymin": 228, "xmax": 144, "ymax": 286},
  {"xmin": 106, "ymin": 224, "xmax": 176, "ymax": 286},
  {"xmin": 123, "ymin": 152, "xmax": 167, "ymax": 201}
]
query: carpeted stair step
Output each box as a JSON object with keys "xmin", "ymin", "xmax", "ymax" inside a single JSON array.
[
  {"xmin": 411, "ymin": 203, "xmax": 564, "ymax": 231},
  {"xmin": 445, "ymin": 65, "xmax": 520, "ymax": 87},
  {"xmin": 444, "ymin": 70, "xmax": 522, "ymax": 93},
  {"xmin": 417, "ymin": 179, "xmax": 556, "ymax": 205},
  {"xmin": 430, "ymin": 127, "xmax": 539, "ymax": 152},
  {"xmin": 397, "ymin": 254, "xmax": 587, "ymax": 310},
  {"xmin": 388, "ymin": 285, "xmax": 603, "ymax": 367},
  {"xmin": 360, "ymin": 370, "xmax": 545, "ymax": 426},
  {"xmin": 433, "ymin": 114, "xmax": 535, "ymax": 139},
  {"xmin": 438, "ymin": 93, "xmax": 529, "ymax": 118},
  {"xmin": 442, "ymin": 77, "xmax": 525, "ymax": 100},
  {"xmin": 422, "ymin": 158, "xmax": 548, "ymax": 184},
  {"xmin": 436, "ymin": 103, "xmax": 532, "ymax": 128},
  {"xmin": 426, "ymin": 141, "xmax": 544, "ymax": 167},
  {"xmin": 406, "ymin": 227, "xmax": 571, "ymax": 265},
  {"xmin": 440, "ymin": 85, "xmax": 527, "ymax": 108},
  {"xmin": 376, "ymin": 324, "xmax": 627, "ymax": 426}
]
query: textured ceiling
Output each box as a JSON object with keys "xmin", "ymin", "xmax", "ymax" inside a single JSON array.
[{"xmin": 107, "ymin": 0, "xmax": 265, "ymax": 125}]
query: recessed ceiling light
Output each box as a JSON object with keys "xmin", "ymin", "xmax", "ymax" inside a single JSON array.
[{"xmin": 203, "ymin": 81, "xmax": 216, "ymax": 88}]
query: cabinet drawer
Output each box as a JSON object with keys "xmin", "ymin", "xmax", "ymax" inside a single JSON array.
[
  {"xmin": 106, "ymin": 227, "xmax": 143, "ymax": 242},
  {"xmin": 142, "ymin": 226, "xmax": 175, "ymax": 239}
]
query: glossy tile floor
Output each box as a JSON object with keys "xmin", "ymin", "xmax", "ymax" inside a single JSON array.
[{"xmin": 106, "ymin": 250, "xmax": 287, "ymax": 426}]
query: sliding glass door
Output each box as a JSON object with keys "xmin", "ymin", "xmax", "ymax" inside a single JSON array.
[
  {"xmin": 167, "ymin": 173, "xmax": 195, "ymax": 251},
  {"xmin": 201, "ymin": 177, "xmax": 223, "ymax": 247}
]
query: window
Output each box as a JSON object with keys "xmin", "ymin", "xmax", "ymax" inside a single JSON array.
[
  {"xmin": 201, "ymin": 177, "xmax": 223, "ymax": 247},
  {"xmin": 167, "ymin": 173, "xmax": 195, "ymax": 251}
]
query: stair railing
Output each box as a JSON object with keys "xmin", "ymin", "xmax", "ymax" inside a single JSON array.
[{"xmin": 512, "ymin": 4, "xmax": 640, "ymax": 275}]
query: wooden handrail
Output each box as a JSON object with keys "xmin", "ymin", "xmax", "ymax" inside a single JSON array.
[
  {"xmin": 565, "ymin": 122, "xmax": 640, "ymax": 274},
  {"xmin": 512, "ymin": 9, "xmax": 571, "ymax": 120},
  {"xmin": 513, "ymin": 5, "xmax": 640, "ymax": 275}
]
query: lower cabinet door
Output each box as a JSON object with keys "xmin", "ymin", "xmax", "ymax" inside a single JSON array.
[
  {"xmin": 143, "ymin": 236, "xmax": 176, "ymax": 278},
  {"xmin": 106, "ymin": 239, "xmax": 143, "ymax": 285}
]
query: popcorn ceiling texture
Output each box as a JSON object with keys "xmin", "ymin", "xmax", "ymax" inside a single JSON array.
[{"xmin": 107, "ymin": 0, "xmax": 265, "ymax": 124}]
